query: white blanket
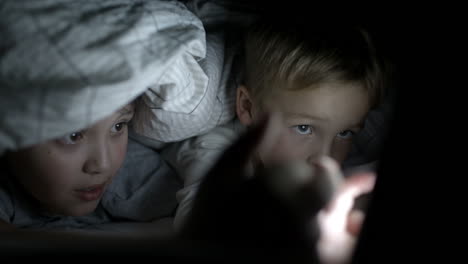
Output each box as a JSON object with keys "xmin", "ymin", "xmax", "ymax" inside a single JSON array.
[{"xmin": 0, "ymin": 0, "xmax": 213, "ymax": 154}]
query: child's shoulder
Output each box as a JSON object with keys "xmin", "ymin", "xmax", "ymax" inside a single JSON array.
[
  {"xmin": 101, "ymin": 138, "xmax": 181, "ymax": 222},
  {"xmin": 0, "ymin": 163, "xmax": 45, "ymax": 227}
]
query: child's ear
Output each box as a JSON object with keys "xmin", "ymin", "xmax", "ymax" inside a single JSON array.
[{"xmin": 236, "ymin": 85, "xmax": 254, "ymax": 126}]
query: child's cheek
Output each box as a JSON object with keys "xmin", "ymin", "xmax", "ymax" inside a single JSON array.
[
  {"xmin": 261, "ymin": 130, "xmax": 310, "ymax": 164},
  {"xmin": 113, "ymin": 137, "xmax": 129, "ymax": 174}
]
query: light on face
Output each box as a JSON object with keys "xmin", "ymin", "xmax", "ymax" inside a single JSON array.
[{"xmin": 317, "ymin": 184, "xmax": 368, "ymax": 264}]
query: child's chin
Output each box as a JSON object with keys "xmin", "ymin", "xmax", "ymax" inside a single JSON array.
[{"xmin": 67, "ymin": 202, "xmax": 99, "ymax": 217}]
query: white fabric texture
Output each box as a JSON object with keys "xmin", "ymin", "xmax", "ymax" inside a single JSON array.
[
  {"xmin": 131, "ymin": 0, "xmax": 259, "ymax": 145},
  {"xmin": 133, "ymin": 32, "xmax": 237, "ymax": 143},
  {"xmin": 0, "ymin": 0, "xmax": 206, "ymax": 154}
]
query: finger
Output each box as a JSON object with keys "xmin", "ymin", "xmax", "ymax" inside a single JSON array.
[
  {"xmin": 261, "ymin": 155, "xmax": 345, "ymax": 219},
  {"xmin": 344, "ymin": 173, "xmax": 376, "ymax": 237},
  {"xmin": 316, "ymin": 171, "xmax": 376, "ymax": 264},
  {"xmin": 181, "ymin": 112, "xmax": 285, "ymax": 237},
  {"xmin": 342, "ymin": 172, "xmax": 376, "ymax": 197},
  {"xmin": 256, "ymin": 112, "xmax": 300, "ymax": 166},
  {"xmin": 262, "ymin": 160, "xmax": 315, "ymax": 202},
  {"xmin": 254, "ymin": 111, "xmax": 286, "ymax": 166},
  {"xmin": 198, "ymin": 112, "xmax": 283, "ymax": 193},
  {"xmin": 346, "ymin": 210, "xmax": 365, "ymax": 237},
  {"xmin": 309, "ymin": 156, "xmax": 345, "ymax": 215},
  {"xmin": 261, "ymin": 160, "xmax": 329, "ymax": 218},
  {"xmin": 319, "ymin": 172, "xmax": 375, "ymax": 236},
  {"xmin": 258, "ymin": 156, "xmax": 348, "ymax": 252}
]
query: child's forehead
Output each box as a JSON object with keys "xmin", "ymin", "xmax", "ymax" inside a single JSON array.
[
  {"xmin": 263, "ymin": 81, "xmax": 365, "ymax": 100},
  {"xmin": 262, "ymin": 82, "xmax": 369, "ymax": 117},
  {"xmin": 118, "ymin": 104, "xmax": 135, "ymax": 114}
]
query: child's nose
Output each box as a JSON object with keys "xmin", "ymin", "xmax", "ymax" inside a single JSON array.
[
  {"xmin": 83, "ymin": 145, "xmax": 111, "ymax": 175},
  {"xmin": 308, "ymin": 142, "xmax": 333, "ymax": 163}
]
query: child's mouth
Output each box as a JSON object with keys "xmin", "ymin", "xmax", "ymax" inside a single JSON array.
[{"xmin": 75, "ymin": 183, "xmax": 106, "ymax": 202}]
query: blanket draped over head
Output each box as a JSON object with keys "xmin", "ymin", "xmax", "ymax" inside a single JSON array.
[{"xmin": 0, "ymin": 0, "xmax": 243, "ymax": 155}]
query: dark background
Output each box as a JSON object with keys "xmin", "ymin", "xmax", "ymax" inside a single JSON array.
[{"xmin": 1, "ymin": 0, "xmax": 460, "ymax": 262}]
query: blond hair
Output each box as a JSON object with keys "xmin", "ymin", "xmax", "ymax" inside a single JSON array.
[{"xmin": 243, "ymin": 20, "xmax": 386, "ymax": 109}]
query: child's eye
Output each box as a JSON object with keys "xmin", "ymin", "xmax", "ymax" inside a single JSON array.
[
  {"xmin": 293, "ymin": 125, "xmax": 313, "ymax": 135},
  {"xmin": 337, "ymin": 130, "xmax": 355, "ymax": 139},
  {"xmin": 111, "ymin": 122, "xmax": 128, "ymax": 134},
  {"xmin": 59, "ymin": 132, "xmax": 84, "ymax": 145}
]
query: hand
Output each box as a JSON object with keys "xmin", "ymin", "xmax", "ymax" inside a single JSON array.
[
  {"xmin": 180, "ymin": 113, "xmax": 376, "ymax": 263},
  {"xmin": 317, "ymin": 168, "xmax": 376, "ymax": 264}
]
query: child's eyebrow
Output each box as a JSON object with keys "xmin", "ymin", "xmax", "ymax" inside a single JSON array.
[
  {"xmin": 349, "ymin": 122, "xmax": 365, "ymax": 130},
  {"xmin": 284, "ymin": 112, "xmax": 328, "ymax": 122},
  {"xmin": 285, "ymin": 112, "xmax": 364, "ymax": 129},
  {"xmin": 118, "ymin": 107, "xmax": 134, "ymax": 115}
]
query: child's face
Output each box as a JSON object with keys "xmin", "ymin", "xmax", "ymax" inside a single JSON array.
[
  {"xmin": 6, "ymin": 104, "xmax": 135, "ymax": 216},
  {"xmin": 240, "ymin": 83, "xmax": 370, "ymax": 165}
]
